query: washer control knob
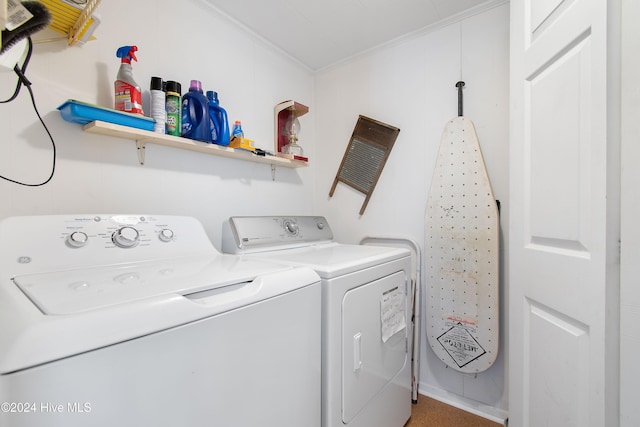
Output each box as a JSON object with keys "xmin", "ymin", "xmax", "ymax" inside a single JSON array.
[
  {"xmin": 112, "ymin": 226, "xmax": 140, "ymax": 248},
  {"xmin": 67, "ymin": 231, "xmax": 89, "ymax": 248},
  {"xmin": 284, "ymin": 219, "xmax": 299, "ymax": 235},
  {"xmin": 158, "ymin": 228, "xmax": 174, "ymax": 242},
  {"xmin": 316, "ymin": 221, "xmax": 325, "ymax": 230}
]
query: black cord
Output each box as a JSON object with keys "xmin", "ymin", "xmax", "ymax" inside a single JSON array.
[
  {"xmin": 0, "ymin": 37, "xmax": 56, "ymax": 186},
  {"xmin": 0, "ymin": 37, "xmax": 31, "ymax": 104}
]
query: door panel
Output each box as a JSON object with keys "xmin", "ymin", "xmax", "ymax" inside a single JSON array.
[
  {"xmin": 526, "ymin": 300, "xmax": 589, "ymax": 426},
  {"xmin": 528, "ymin": 37, "xmax": 591, "ymax": 251}
]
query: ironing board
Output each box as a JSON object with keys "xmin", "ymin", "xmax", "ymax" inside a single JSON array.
[{"xmin": 424, "ymin": 82, "xmax": 499, "ymax": 373}]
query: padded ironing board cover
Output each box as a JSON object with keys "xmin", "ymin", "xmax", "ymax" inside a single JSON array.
[{"xmin": 424, "ymin": 116, "xmax": 499, "ymax": 373}]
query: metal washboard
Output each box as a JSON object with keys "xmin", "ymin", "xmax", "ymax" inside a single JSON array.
[{"xmin": 329, "ymin": 115, "xmax": 400, "ymax": 215}]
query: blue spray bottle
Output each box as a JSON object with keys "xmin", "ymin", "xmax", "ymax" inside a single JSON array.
[{"xmin": 206, "ymin": 91, "xmax": 230, "ymax": 146}]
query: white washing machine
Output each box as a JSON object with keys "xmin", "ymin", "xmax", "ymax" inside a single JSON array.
[
  {"xmin": 0, "ymin": 214, "xmax": 321, "ymax": 427},
  {"xmin": 222, "ymin": 216, "xmax": 412, "ymax": 427}
]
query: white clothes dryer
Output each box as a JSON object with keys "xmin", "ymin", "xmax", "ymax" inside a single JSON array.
[
  {"xmin": 0, "ymin": 214, "xmax": 321, "ymax": 427},
  {"xmin": 222, "ymin": 216, "xmax": 413, "ymax": 427}
]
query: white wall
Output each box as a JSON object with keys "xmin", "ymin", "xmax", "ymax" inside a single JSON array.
[
  {"xmin": 0, "ymin": 0, "xmax": 315, "ymax": 246},
  {"xmin": 314, "ymin": 3, "xmax": 510, "ymax": 418},
  {"xmin": 620, "ymin": 0, "xmax": 640, "ymax": 425}
]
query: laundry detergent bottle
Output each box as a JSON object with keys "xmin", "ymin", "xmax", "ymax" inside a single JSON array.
[
  {"xmin": 181, "ymin": 80, "xmax": 210, "ymax": 142},
  {"xmin": 114, "ymin": 45, "xmax": 143, "ymax": 115},
  {"xmin": 206, "ymin": 91, "xmax": 230, "ymax": 146}
]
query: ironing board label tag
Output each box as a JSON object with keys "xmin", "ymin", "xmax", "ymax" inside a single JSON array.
[
  {"xmin": 437, "ymin": 325, "xmax": 487, "ymax": 368},
  {"xmin": 381, "ymin": 286, "xmax": 406, "ymax": 342}
]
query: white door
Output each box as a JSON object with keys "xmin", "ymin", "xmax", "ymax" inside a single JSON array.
[{"xmin": 509, "ymin": 0, "xmax": 620, "ymax": 426}]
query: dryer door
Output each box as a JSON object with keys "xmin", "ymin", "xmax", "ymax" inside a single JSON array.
[{"xmin": 342, "ymin": 271, "xmax": 408, "ymax": 423}]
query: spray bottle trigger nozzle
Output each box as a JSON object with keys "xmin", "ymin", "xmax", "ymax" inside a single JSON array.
[{"xmin": 116, "ymin": 45, "xmax": 138, "ymax": 62}]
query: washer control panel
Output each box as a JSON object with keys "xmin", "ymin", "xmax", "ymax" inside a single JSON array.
[
  {"xmin": 57, "ymin": 215, "xmax": 179, "ymax": 250},
  {"xmin": 222, "ymin": 216, "xmax": 334, "ymax": 253},
  {"xmin": 0, "ymin": 214, "xmax": 216, "ymax": 274}
]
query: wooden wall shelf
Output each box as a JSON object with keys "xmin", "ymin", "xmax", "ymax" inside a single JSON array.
[{"xmin": 83, "ymin": 121, "xmax": 309, "ymax": 171}]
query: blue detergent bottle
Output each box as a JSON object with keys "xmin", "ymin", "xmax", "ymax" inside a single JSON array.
[
  {"xmin": 181, "ymin": 80, "xmax": 210, "ymax": 142},
  {"xmin": 206, "ymin": 90, "xmax": 230, "ymax": 146}
]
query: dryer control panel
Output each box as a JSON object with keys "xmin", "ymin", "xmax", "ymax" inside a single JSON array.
[{"xmin": 222, "ymin": 216, "xmax": 334, "ymax": 253}]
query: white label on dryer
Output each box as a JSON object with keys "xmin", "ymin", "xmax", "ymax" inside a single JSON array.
[{"xmin": 380, "ymin": 286, "xmax": 406, "ymax": 343}]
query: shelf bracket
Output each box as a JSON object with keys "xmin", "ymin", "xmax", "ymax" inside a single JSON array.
[
  {"xmin": 136, "ymin": 140, "xmax": 146, "ymax": 165},
  {"xmin": 271, "ymin": 164, "xmax": 276, "ymax": 181}
]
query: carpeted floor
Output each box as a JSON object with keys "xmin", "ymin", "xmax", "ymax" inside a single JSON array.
[{"xmin": 405, "ymin": 395, "xmax": 501, "ymax": 427}]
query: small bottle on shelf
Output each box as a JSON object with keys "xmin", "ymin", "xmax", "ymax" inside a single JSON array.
[{"xmin": 231, "ymin": 120, "xmax": 244, "ymax": 140}]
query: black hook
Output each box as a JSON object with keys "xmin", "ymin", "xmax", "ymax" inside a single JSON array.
[{"xmin": 456, "ymin": 81, "xmax": 465, "ymax": 117}]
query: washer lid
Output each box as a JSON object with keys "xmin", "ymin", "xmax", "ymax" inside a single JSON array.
[{"xmin": 13, "ymin": 254, "xmax": 290, "ymax": 315}]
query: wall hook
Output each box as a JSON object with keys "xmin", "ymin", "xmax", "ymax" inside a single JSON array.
[{"xmin": 456, "ymin": 81, "xmax": 465, "ymax": 117}]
